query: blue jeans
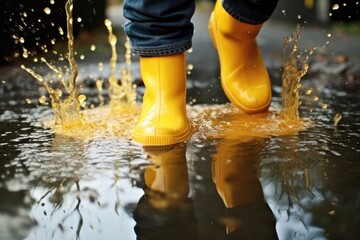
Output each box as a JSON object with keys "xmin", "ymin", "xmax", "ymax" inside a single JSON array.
[{"xmin": 123, "ymin": 0, "xmax": 279, "ymax": 56}]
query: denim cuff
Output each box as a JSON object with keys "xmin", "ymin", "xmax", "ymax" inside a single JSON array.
[
  {"xmin": 131, "ymin": 41, "xmax": 192, "ymax": 57},
  {"xmin": 223, "ymin": 0, "xmax": 279, "ymax": 25}
]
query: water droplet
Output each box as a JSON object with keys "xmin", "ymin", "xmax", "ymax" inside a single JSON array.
[
  {"xmin": 332, "ymin": 4, "xmax": 340, "ymax": 10},
  {"xmin": 109, "ymin": 35, "xmax": 117, "ymax": 45},
  {"xmin": 58, "ymin": 27, "xmax": 64, "ymax": 35},
  {"xmin": 281, "ymin": 9, "xmax": 286, "ymax": 15},
  {"xmin": 104, "ymin": 19, "xmax": 112, "ymax": 27},
  {"xmin": 39, "ymin": 95, "xmax": 47, "ymax": 105},
  {"xmin": 19, "ymin": 37, "xmax": 25, "ymax": 43},
  {"xmin": 322, "ymin": 103, "xmax": 328, "ymax": 109},
  {"xmin": 333, "ymin": 113, "xmax": 342, "ymax": 126},
  {"xmin": 78, "ymin": 94, "xmax": 87, "ymax": 107},
  {"xmin": 297, "ymin": 15, "xmax": 301, "ymax": 19},
  {"xmin": 78, "ymin": 95, "xmax": 86, "ymax": 102},
  {"xmin": 327, "ymin": 33, "xmax": 332, "ymax": 38},
  {"xmin": 98, "ymin": 62, "xmax": 104, "ymax": 71},
  {"xmin": 50, "ymin": 0, "xmax": 55, "ymax": 4},
  {"xmin": 22, "ymin": 49, "xmax": 29, "ymax": 58},
  {"xmin": 25, "ymin": 98, "xmax": 32, "ymax": 104},
  {"xmin": 187, "ymin": 64, "xmax": 194, "ymax": 71},
  {"xmin": 195, "ymin": 175, "xmax": 203, "ymax": 180},
  {"xmin": 187, "ymin": 47, "xmax": 193, "ymax": 53},
  {"xmin": 44, "ymin": 7, "xmax": 51, "ymax": 15},
  {"xmin": 77, "ymin": 17, "xmax": 82, "ymax": 23},
  {"xmin": 80, "ymin": 55, "xmax": 85, "ymax": 60},
  {"xmin": 90, "ymin": 44, "xmax": 96, "ymax": 51},
  {"xmin": 305, "ymin": 88, "xmax": 313, "ymax": 95},
  {"xmin": 55, "ymin": 89, "xmax": 62, "ymax": 97}
]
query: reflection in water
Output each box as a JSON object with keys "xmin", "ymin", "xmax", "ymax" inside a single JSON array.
[
  {"xmin": 0, "ymin": 188, "xmax": 34, "ymax": 240},
  {"xmin": 137, "ymin": 140, "xmax": 278, "ymax": 240},
  {"xmin": 1, "ymin": 91, "xmax": 360, "ymax": 239},
  {"xmin": 211, "ymin": 138, "xmax": 278, "ymax": 239},
  {"xmin": 4, "ymin": 132, "xmax": 146, "ymax": 240},
  {"xmin": 259, "ymin": 134, "xmax": 329, "ymax": 240},
  {"xmin": 134, "ymin": 145, "xmax": 198, "ymax": 240}
]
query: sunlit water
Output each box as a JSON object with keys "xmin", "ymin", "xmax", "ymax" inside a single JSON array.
[{"xmin": 1, "ymin": 1, "xmax": 360, "ymax": 240}]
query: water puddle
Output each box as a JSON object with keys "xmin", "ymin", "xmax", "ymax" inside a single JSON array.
[{"xmin": 1, "ymin": 0, "xmax": 359, "ymax": 240}]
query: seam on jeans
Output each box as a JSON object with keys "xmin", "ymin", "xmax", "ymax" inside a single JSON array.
[{"xmin": 132, "ymin": 41, "xmax": 192, "ymax": 56}]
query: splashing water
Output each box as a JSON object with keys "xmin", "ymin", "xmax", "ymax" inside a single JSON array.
[
  {"xmin": 22, "ymin": 0, "xmax": 82, "ymax": 129},
  {"xmin": 281, "ymin": 24, "xmax": 313, "ymax": 120},
  {"xmin": 21, "ymin": 0, "xmax": 137, "ymax": 134},
  {"xmin": 21, "ymin": 0, "xmax": 313, "ymax": 141},
  {"xmin": 104, "ymin": 19, "xmax": 136, "ymax": 109}
]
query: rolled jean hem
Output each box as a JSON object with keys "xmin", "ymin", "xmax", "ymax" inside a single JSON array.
[
  {"xmin": 131, "ymin": 41, "xmax": 192, "ymax": 56},
  {"xmin": 223, "ymin": 2, "xmax": 272, "ymax": 25}
]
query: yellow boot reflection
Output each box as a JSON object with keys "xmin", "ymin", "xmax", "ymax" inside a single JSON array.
[
  {"xmin": 143, "ymin": 145, "xmax": 189, "ymax": 208},
  {"xmin": 212, "ymin": 139, "xmax": 278, "ymax": 239},
  {"xmin": 133, "ymin": 145, "xmax": 198, "ymax": 240}
]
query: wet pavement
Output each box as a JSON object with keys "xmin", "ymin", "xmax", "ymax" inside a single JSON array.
[{"xmin": 1, "ymin": 2, "xmax": 360, "ymax": 240}]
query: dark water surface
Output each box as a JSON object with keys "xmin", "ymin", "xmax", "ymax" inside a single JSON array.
[{"xmin": 1, "ymin": 61, "xmax": 360, "ymax": 240}]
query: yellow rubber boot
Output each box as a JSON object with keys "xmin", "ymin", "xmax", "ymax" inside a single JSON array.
[
  {"xmin": 131, "ymin": 53, "xmax": 190, "ymax": 146},
  {"xmin": 209, "ymin": 1, "xmax": 271, "ymax": 113}
]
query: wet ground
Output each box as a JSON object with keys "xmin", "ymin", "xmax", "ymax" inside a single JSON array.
[{"xmin": 1, "ymin": 3, "xmax": 360, "ymax": 240}]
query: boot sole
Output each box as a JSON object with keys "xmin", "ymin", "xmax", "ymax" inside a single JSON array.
[{"xmin": 131, "ymin": 123, "xmax": 191, "ymax": 146}]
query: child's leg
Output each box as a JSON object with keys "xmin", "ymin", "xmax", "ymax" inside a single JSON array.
[
  {"xmin": 123, "ymin": 0, "xmax": 195, "ymax": 56},
  {"xmin": 223, "ymin": 0, "xmax": 279, "ymax": 25},
  {"xmin": 123, "ymin": 0, "xmax": 195, "ymax": 146},
  {"xmin": 209, "ymin": 0, "xmax": 279, "ymax": 113}
]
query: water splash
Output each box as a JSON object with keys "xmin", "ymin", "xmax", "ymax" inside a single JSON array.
[
  {"xmin": 21, "ymin": 0, "xmax": 137, "ymax": 132},
  {"xmin": 281, "ymin": 24, "xmax": 313, "ymax": 120},
  {"xmin": 22, "ymin": 0, "xmax": 82, "ymax": 129},
  {"xmin": 104, "ymin": 19, "xmax": 136, "ymax": 109},
  {"xmin": 60, "ymin": 0, "xmax": 82, "ymax": 128},
  {"xmin": 21, "ymin": 2, "xmax": 312, "ymax": 141}
]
